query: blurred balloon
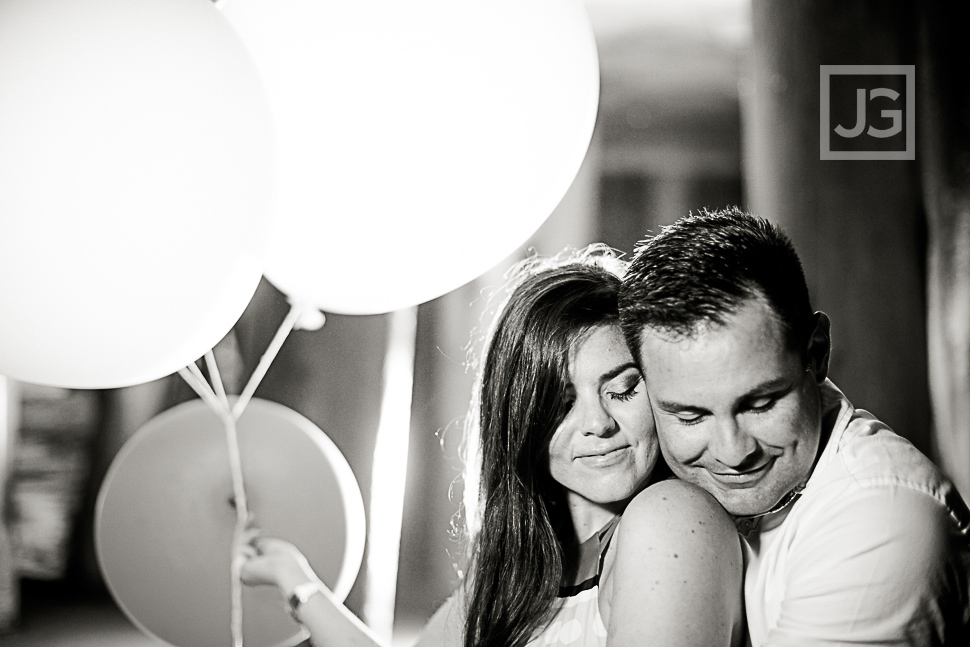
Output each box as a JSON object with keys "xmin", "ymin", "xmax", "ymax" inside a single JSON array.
[
  {"xmin": 96, "ymin": 398, "xmax": 365, "ymax": 647},
  {"xmin": 0, "ymin": 0, "xmax": 276, "ymax": 388},
  {"xmin": 221, "ymin": 0, "xmax": 599, "ymax": 314}
]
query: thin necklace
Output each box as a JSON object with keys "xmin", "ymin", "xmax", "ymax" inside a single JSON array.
[{"xmin": 735, "ymin": 483, "xmax": 806, "ymax": 523}]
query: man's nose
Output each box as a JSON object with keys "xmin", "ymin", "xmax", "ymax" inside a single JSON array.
[{"xmin": 709, "ymin": 417, "xmax": 758, "ymax": 468}]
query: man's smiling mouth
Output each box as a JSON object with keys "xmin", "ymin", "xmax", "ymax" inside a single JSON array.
[{"xmin": 708, "ymin": 458, "xmax": 775, "ymax": 486}]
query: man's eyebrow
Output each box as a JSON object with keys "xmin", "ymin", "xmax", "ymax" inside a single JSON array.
[
  {"xmin": 739, "ymin": 376, "xmax": 795, "ymax": 400},
  {"xmin": 599, "ymin": 362, "xmax": 639, "ymax": 383},
  {"xmin": 653, "ymin": 376, "xmax": 794, "ymax": 413}
]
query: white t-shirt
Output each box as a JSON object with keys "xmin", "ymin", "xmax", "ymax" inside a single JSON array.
[{"xmin": 741, "ymin": 380, "xmax": 970, "ymax": 646}]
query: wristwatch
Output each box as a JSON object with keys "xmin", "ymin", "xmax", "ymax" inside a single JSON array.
[{"xmin": 287, "ymin": 581, "xmax": 326, "ymax": 619}]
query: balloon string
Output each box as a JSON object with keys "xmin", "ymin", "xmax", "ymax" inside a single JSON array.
[
  {"xmin": 178, "ymin": 356, "xmax": 249, "ymax": 647},
  {"xmin": 178, "ymin": 365, "xmax": 223, "ymax": 413},
  {"xmin": 185, "ymin": 361, "xmax": 220, "ymax": 411},
  {"xmin": 224, "ymin": 409, "xmax": 247, "ymax": 647},
  {"xmin": 179, "ymin": 302, "xmax": 321, "ymax": 644},
  {"xmin": 205, "ymin": 351, "xmax": 231, "ymax": 408},
  {"xmin": 231, "ymin": 303, "xmax": 304, "ymax": 421},
  {"xmin": 205, "ymin": 351, "xmax": 249, "ymax": 647},
  {"xmin": 186, "ymin": 359, "xmax": 208, "ymax": 388}
]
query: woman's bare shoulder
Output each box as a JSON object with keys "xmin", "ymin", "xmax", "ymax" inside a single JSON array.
[
  {"xmin": 607, "ymin": 479, "xmax": 744, "ymax": 647},
  {"xmin": 622, "ymin": 477, "xmax": 735, "ymax": 536}
]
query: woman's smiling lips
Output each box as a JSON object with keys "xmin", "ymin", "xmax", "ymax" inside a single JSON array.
[{"xmin": 577, "ymin": 445, "xmax": 631, "ymax": 467}]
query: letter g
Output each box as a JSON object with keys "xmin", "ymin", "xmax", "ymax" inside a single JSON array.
[{"xmin": 866, "ymin": 88, "xmax": 902, "ymax": 138}]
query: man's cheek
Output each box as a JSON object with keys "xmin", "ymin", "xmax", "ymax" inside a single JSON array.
[
  {"xmin": 658, "ymin": 427, "xmax": 698, "ymax": 463},
  {"xmin": 658, "ymin": 434, "xmax": 693, "ymax": 470}
]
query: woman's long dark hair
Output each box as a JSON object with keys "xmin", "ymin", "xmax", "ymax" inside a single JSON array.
[{"xmin": 462, "ymin": 246, "xmax": 625, "ymax": 647}]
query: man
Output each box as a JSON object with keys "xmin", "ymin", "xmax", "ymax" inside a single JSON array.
[{"xmin": 619, "ymin": 208, "xmax": 970, "ymax": 645}]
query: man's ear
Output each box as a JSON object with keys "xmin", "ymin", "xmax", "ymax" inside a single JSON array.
[{"xmin": 805, "ymin": 312, "xmax": 831, "ymax": 383}]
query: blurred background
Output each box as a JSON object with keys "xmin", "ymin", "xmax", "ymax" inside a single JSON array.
[{"xmin": 2, "ymin": 0, "xmax": 968, "ymax": 645}]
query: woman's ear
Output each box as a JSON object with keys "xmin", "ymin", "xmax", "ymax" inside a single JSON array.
[{"xmin": 805, "ymin": 312, "xmax": 831, "ymax": 383}]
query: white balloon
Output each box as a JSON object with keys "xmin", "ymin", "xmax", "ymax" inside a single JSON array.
[
  {"xmin": 97, "ymin": 398, "xmax": 365, "ymax": 647},
  {"xmin": 222, "ymin": 0, "xmax": 599, "ymax": 314},
  {"xmin": 0, "ymin": 0, "xmax": 276, "ymax": 388}
]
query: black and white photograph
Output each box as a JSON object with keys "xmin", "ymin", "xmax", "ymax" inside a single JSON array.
[{"xmin": 0, "ymin": 1, "xmax": 967, "ymax": 646}]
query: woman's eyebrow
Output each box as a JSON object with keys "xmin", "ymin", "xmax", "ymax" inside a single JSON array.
[{"xmin": 599, "ymin": 362, "xmax": 639, "ymax": 383}]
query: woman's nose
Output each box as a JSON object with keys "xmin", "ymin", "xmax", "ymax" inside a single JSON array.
[{"xmin": 577, "ymin": 398, "xmax": 617, "ymax": 436}]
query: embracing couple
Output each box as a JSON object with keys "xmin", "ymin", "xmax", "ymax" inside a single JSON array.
[{"xmin": 239, "ymin": 208, "xmax": 970, "ymax": 646}]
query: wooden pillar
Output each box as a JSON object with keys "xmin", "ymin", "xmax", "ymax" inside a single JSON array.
[
  {"xmin": 743, "ymin": 0, "xmax": 931, "ymax": 455},
  {"xmin": 918, "ymin": 3, "xmax": 970, "ymax": 497}
]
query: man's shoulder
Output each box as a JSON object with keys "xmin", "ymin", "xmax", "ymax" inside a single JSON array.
[
  {"xmin": 836, "ymin": 407, "xmax": 939, "ymax": 482},
  {"xmin": 773, "ymin": 408, "xmax": 969, "ymax": 585},
  {"xmin": 813, "ymin": 404, "xmax": 970, "ymax": 533}
]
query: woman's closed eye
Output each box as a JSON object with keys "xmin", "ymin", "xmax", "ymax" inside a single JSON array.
[{"xmin": 606, "ymin": 374, "xmax": 643, "ymax": 402}]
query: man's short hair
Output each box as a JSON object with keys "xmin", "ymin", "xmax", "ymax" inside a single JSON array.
[{"xmin": 619, "ymin": 207, "xmax": 814, "ymax": 354}]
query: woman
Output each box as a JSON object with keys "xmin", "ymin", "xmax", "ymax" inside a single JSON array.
[{"xmin": 239, "ymin": 247, "xmax": 744, "ymax": 647}]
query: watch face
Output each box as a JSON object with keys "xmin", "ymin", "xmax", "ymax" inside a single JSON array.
[{"xmin": 290, "ymin": 582, "xmax": 325, "ymax": 608}]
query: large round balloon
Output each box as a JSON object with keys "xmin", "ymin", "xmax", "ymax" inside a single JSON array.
[
  {"xmin": 96, "ymin": 398, "xmax": 365, "ymax": 647},
  {"xmin": 221, "ymin": 0, "xmax": 599, "ymax": 314},
  {"xmin": 0, "ymin": 0, "xmax": 276, "ymax": 388}
]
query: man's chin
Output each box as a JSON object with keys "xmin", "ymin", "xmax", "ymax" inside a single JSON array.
[
  {"xmin": 674, "ymin": 467, "xmax": 790, "ymax": 517},
  {"xmin": 714, "ymin": 487, "xmax": 790, "ymax": 518},
  {"xmin": 672, "ymin": 467, "xmax": 793, "ymax": 516}
]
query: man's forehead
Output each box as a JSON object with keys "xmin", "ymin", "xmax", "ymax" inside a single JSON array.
[
  {"xmin": 635, "ymin": 300, "xmax": 796, "ymax": 388},
  {"xmin": 636, "ymin": 298, "xmax": 787, "ymax": 352},
  {"xmin": 635, "ymin": 318, "xmax": 739, "ymax": 367},
  {"xmin": 637, "ymin": 319, "xmax": 722, "ymax": 348},
  {"xmin": 636, "ymin": 324, "xmax": 734, "ymax": 383}
]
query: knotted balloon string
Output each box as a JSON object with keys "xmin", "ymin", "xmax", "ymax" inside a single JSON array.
[
  {"xmin": 177, "ymin": 301, "xmax": 323, "ymax": 647},
  {"xmin": 206, "ymin": 351, "xmax": 249, "ymax": 647},
  {"xmin": 177, "ymin": 358, "xmax": 247, "ymax": 647}
]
